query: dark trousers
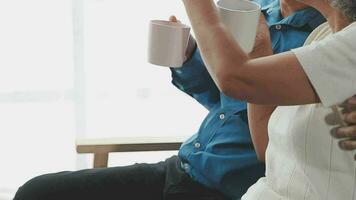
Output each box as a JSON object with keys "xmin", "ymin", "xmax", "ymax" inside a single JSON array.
[{"xmin": 14, "ymin": 156, "xmax": 230, "ymax": 200}]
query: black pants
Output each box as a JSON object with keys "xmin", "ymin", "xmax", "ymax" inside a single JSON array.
[{"xmin": 14, "ymin": 156, "xmax": 230, "ymax": 200}]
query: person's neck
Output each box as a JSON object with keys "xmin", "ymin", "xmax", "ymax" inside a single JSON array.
[
  {"xmin": 312, "ymin": 3, "xmax": 350, "ymax": 32},
  {"xmin": 280, "ymin": 0, "xmax": 309, "ymax": 18}
]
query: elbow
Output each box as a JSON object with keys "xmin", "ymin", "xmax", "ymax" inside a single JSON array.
[
  {"xmin": 220, "ymin": 84, "xmax": 246, "ymax": 101},
  {"xmin": 215, "ymin": 70, "xmax": 250, "ymax": 101}
]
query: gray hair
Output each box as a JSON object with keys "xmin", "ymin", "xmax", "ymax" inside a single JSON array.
[{"xmin": 328, "ymin": 0, "xmax": 356, "ymax": 22}]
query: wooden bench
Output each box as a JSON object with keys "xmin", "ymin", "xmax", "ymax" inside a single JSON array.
[{"xmin": 76, "ymin": 136, "xmax": 187, "ymax": 168}]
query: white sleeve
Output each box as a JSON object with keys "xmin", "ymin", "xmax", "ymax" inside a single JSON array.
[{"xmin": 292, "ymin": 23, "xmax": 356, "ymax": 107}]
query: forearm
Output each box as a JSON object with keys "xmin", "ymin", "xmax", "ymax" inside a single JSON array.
[
  {"xmin": 182, "ymin": 0, "xmax": 318, "ymax": 105},
  {"xmin": 247, "ymin": 104, "xmax": 275, "ymax": 161},
  {"xmin": 182, "ymin": 0, "xmax": 249, "ymax": 88},
  {"xmin": 170, "ymin": 48, "xmax": 220, "ymax": 110},
  {"xmin": 246, "ymin": 34, "xmax": 274, "ymax": 162}
]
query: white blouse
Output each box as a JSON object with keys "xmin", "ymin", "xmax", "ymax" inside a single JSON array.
[{"xmin": 242, "ymin": 22, "xmax": 356, "ymax": 200}]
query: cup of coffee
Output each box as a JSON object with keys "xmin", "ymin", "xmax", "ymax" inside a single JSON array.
[
  {"xmin": 148, "ymin": 20, "xmax": 191, "ymax": 68},
  {"xmin": 217, "ymin": 0, "xmax": 261, "ymax": 53}
]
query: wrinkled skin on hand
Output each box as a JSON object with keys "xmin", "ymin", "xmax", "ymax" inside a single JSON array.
[{"xmin": 329, "ymin": 96, "xmax": 356, "ymax": 160}]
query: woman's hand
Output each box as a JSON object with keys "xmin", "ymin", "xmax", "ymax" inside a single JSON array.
[
  {"xmin": 169, "ymin": 16, "xmax": 197, "ymax": 62},
  {"xmin": 331, "ymin": 96, "xmax": 356, "ymax": 159}
]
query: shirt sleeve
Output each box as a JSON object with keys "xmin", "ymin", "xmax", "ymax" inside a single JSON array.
[
  {"xmin": 292, "ymin": 23, "xmax": 356, "ymax": 107},
  {"xmin": 170, "ymin": 48, "xmax": 220, "ymax": 110}
]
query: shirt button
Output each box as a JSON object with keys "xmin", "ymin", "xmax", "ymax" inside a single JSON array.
[
  {"xmin": 219, "ymin": 113, "xmax": 225, "ymax": 120},
  {"xmin": 275, "ymin": 24, "xmax": 282, "ymax": 30},
  {"xmin": 194, "ymin": 142, "xmax": 201, "ymax": 149}
]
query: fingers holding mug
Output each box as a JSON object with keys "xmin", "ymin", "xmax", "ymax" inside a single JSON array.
[
  {"xmin": 169, "ymin": 16, "xmax": 181, "ymax": 23},
  {"xmin": 168, "ymin": 15, "xmax": 196, "ymax": 62},
  {"xmin": 148, "ymin": 18, "xmax": 191, "ymax": 68}
]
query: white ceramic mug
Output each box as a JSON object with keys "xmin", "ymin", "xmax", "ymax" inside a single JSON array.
[
  {"xmin": 217, "ymin": 0, "xmax": 261, "ymax": 53},
  {"xmin": 148, "ymin": 20, "xmax": 191, "ymax": 68}
]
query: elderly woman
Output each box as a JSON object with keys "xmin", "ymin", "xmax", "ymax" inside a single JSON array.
[{"xmin": 181, "ymin": 0, "xmax": 356, "ymax": 199}]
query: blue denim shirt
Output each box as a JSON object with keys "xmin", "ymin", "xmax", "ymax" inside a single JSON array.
[{"xmin": 172, "ymin": 1, "xmax": 325, "ymax": 199}]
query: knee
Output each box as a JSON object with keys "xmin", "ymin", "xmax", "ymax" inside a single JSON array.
[
  {"xmin": 13, "ymin": 172, "xmax": 66, "ymax": 200},
  {"xmin": 13, "ymin": 174, "xmax": 49, "ymax": 200}
]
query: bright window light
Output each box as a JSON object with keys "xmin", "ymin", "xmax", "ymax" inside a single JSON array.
[{"xmin": 0, "ymin": 1, "xmax": 208, "ymax": 198}]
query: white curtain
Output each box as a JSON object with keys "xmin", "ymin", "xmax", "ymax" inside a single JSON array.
[{"xmin": 0, "ymin": 0, "xmax": 207, "ymax": 199}]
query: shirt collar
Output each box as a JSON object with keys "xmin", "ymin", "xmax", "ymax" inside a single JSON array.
[
  {"xmin": 262, "ymin": 0, "xmax": 325, "ymax": 30},
  {"xmin": 220, "ymin": 93, "xmax": 247, "ymax": 111}
]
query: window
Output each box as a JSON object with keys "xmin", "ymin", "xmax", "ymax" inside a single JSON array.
[
  {"xmin": 0, "ymin": 0, "xmax": 75, "ymax": 198},
  {"xmin": 0, "ymin": 0, "xmax": 207, "ymax": 198},
  {"xmin": 84, "ymin": 0, "xmax": 206, "ymax": 138}
]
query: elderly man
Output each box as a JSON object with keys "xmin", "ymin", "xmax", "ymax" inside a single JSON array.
[
  {"xmin": 13, "ymin": 1, "xmax": 325, "ymax": 200},
  {"xmin": 180, "ymin": 0, "xmax": 356, "ymax": 199}
]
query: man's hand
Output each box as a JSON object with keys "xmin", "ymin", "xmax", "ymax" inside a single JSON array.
[
  {"xmin": 249, "ymin": 14, "xmax": 273, "ymax": 59},
  {"xmin": 169, "ymin": 16, "xmax": 197, "ymax": 62},
  {"xmin": 331, "ymin": 96, "xmax": 356, "ymax": 159}
]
